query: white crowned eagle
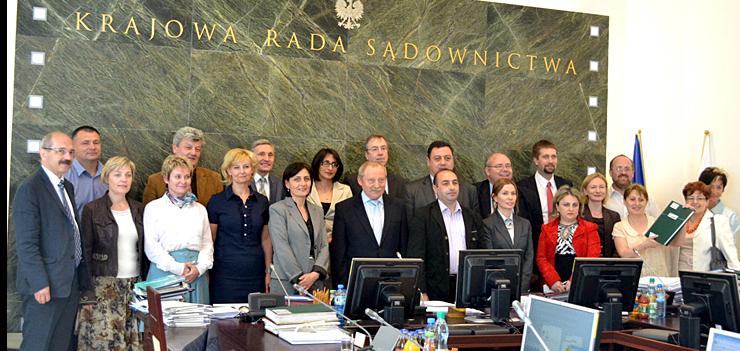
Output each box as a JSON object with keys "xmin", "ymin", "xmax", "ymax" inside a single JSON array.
[{"xmin": 336, "ymin": 0, "xmax": 363, "ymax": 30}]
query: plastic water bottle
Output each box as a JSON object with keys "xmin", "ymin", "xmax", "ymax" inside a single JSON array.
[
  {"xmin": 334, "ymin": 284, "xmax": 346, "ymax": 327},
  {"xmin": 655, "ymin": 284, "xmax": 666, "ymax": 319},
  {"xmin": 434, "ymin": 311, "xmax": 449, "ymax": 351},
  {"xmin": 423, "ymin": 317, "xmax": 436, "ymax": 351},
  {"xmin": 647, "ymin": 278, "xmax": 657, "ymax": 319}
]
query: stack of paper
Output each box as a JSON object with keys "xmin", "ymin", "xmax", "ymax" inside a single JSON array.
[
  {"xmin": 277, "ymin": 328, "xmax": 351, "ymax": 345},
  {"xmin": 265, "ymin": 304, "xmax": 338, "ymax": 325}
]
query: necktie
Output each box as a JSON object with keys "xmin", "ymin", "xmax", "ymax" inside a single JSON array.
[
  {"xmin": 58, "ymin": 180, "xmax": 82, "ymax": 266},
  {"xmin": 370, "ymin": 200, "xmax": 383, "ymax": 245},
  {"xmin": 504, "ymin": 218, "xmax": 513, "ymax": 229},
  {"xmin": 258, "ymin": 177, "xmax": 267, "ymax": 197},
  {"xmin": 546, "ymin": 182, "xmax": 554, "ymax": 223}
]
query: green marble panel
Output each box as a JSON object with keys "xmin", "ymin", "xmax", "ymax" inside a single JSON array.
[{"xmin": 16, "ymin": 0, "xmax": 194, "ymax": 48}]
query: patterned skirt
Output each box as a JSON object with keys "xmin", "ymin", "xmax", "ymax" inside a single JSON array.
[{"xmin": 77, "ymin": 276, "xmax": 141, "ymax": 351}]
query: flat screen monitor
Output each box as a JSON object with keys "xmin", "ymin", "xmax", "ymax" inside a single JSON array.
[
  {"xmin": 679, "ymin": 270, "xmax": 740, "ymax": 332},
  {"xmin": 706, "ymin": 328, "xmax": 740, "ymax": 351},
  {"xmin": 455, "ymin": 249, "xmax": 523, "ymax": 321},
  {"xmin": 345, "ymin": 258, "xmax": 423, "ymax": 326},
  {"xmin": 521, "ymin": 295, "xmax": 600, "ymax": 351}
]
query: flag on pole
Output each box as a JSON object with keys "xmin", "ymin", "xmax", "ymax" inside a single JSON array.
[
  {"xmin": 632, "ymin": 131, "xmax": 645, "ymax": 187},
  {"xmin": 699, "ymin": 130, "xmax": 714, "ymax": 175}
]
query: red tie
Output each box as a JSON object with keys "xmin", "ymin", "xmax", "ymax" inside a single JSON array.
[{"xmin": 546, "ymin": 182, "xmax": 554, "ymax": 223}]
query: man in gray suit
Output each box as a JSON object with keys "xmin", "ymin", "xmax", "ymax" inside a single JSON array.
[
  {"xmin": 13, "ymin": 131, "xmax": 91, "ymax": 350},
  {"xmin": 405, "ymin": 140, "xmax": 478, "ymax": 218},
  {"xmin": 252, "ymin": 139, "xmax": 285, "ymax": 204}
]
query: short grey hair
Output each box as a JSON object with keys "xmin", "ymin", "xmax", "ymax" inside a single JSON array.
[
  {"xmin": 40, "ymin": 131, "xmax": 67, "ymax": 148},
  {"xmin": 251, "ymin": 139, "xmax": 274, "ymax": 150},
  {"xmin": 173, "ymin": 126, "xmax": 205, "ymax": 146},
  {"xmin": 358, "ymin": 161, "xmax": 386, "ymax": 178}
]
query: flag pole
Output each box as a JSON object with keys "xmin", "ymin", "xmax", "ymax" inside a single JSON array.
[
  {"xmin": 637, "ymin": 130, "xmax": 645, "ymax": 188},
  {"xmin": 700, "ymin": 130, "xmax": 710, "ymax": 160}
]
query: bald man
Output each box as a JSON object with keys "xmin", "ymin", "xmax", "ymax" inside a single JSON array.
[{"xmin": 475, "ymin": 153, "xmax": 514, "ymax": 218}]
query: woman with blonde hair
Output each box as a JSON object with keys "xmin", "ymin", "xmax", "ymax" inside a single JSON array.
[
  {"xmin": 536, "ymin": 185, "xmax": 601, "ymax": 293},
  {"xmin": 207, "ymin": 148, "xmax": 272, "ymax": 302},
  {"xmin": 580, "ymin": 172, "xmax": 621, "ymax": 257},
  {"xmin": 144, "ymin": 155, "xmax": 213, "ymax": 303},
  {"xmin": 77, "ymin": 156, "xmax": 147, "ymax": 350}
]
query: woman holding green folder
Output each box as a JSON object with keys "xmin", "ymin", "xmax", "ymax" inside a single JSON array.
[{"xmin": 612, "ymin": 184, "xmax": 672, "ymax": 277}]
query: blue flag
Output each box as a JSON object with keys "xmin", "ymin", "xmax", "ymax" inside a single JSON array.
[{"xmin": 632, "ymin": 134, "xmax": 645, "ymax": 186}]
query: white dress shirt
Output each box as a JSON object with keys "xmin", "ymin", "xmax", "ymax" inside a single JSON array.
[
  {"xmin": 498, "ymin": 209, "xmax": 516, "ymax": 244},
  {"xmin": 440, "ymin": 200, "xmax": 466, "ymax": 274},
  {"xmin": 534, "ymin": 172, "xmax": 557, "ymax": 224}
]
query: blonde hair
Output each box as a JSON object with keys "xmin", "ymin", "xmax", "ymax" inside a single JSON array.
[
  {"xmin": 101, "ymin": 156, "xmax": 136, "ymax": 185},
  {"xmin": 550, "ymin": 185, "xmax": 583, "ymax": 219},
  {"xmin": 580, "ymin": 172, "xmax": 608, "ymax": 204},
  {"xmin": 220, "ymin": 148, "xmax": 257, "ymax": 185},
  {"xmin": 161, "ymin": 155, "xmax": 193, "ymax": 180}
]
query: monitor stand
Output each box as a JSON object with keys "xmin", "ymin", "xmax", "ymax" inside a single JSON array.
[{"xmin": 464, "ymin": 288, "xmax": 511, "ymax": 324}]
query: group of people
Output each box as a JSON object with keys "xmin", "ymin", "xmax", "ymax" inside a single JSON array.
[{"xmin": 13, "ymin": 126, "xmax": 740, "ymax": 350}]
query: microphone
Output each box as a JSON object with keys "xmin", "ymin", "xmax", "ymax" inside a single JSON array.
[
  {"xmin": 364, "ymin": 308, "xmax": 423, "ymax": 349},
  {"xmin": 512, "ymin": 300, "xmax": 551, "ymax": 351},
  {"xmin": 270, "ymin": 264, "xmax": 291, "ymax": 306},
  {"xmin": 293, "ymin": 283, "xmax": 374, "ymax": 346}
]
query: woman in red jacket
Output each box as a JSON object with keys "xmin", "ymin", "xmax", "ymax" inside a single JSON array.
[{"xmin": 536, "ymin": 185, "xmax": 601, "ymax": 293}]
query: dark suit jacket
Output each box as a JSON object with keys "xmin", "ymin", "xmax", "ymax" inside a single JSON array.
[
  {"xmin": 251, "ymin": 173, "xmax": 285, "ymax": 204},
  {"xmin": 142, "ymin": 166, "xmax": 224, "ymax": 206},
  {"xmin": 405, "ymin": 176, "xmax": 479, "ymax": 219},
  {"xmin": 481, "ymin": 213, "xmax": 534, "ymax": 293},
  {"xmin": 330, "ymin": 194, "xmax": 409, "ymax": 287},
  {"xmin": 516, "ymin": 174, "xmax": 573, "ymax": 254},
  {"xmin": 475, "ymin": 179, "xmax": 493, "ymax": 218},
  {"xmin": 344, "ymin": 172, "xmax": 407, "ymax": 200},
  {"xmin": 13, "ymin": 168, "xmax": 91, "ymax": 298},
  {"xmin": 582, "ymin": 206, "xmax": 621, "ymax": 258},
  {"xmin": 406, "ymin": 201, "xmax": 484, "ymax": 302}
]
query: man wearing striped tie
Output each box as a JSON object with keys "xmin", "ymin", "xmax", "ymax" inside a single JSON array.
[{"xmin": 13, "ymin": 131, "xmax": 92, "ymax": 350}]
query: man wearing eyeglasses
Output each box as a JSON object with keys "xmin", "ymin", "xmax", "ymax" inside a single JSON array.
[
  {"xmin": 605, "ymin": 154, "xmax": 659, "ymax": 219},
  {"xmin": 13, "ymin": 131, "xmax": 92, "ymax": 350},
  {"xmin": 64, "ymin": 125, "xmax": 107, "ymax": 216},
  {"xmin": 475, "ymin": 153, "xmax": 514, "ymax": 218},
  {"xmin": 344, "ymin": 134, "xmax": 407, "ymax": 199},
  {"xmin": 405, "ymin": 140, "xmax": 479, "ymax": 219}
]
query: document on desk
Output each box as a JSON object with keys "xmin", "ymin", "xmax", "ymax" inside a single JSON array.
[
  {"xmin": 277, "ymin": 328, "xmax": 351, "ymax": 345},
  {"xmin": 421, "ymin": 300, "xmax": 484, "ymax": 315}
]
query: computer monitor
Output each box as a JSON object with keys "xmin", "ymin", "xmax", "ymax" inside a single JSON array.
[
  {"xmin": 521, "ymin": 295, "xmax": 600, "ymax": 351},
  {"xmin": 706, "ymin": 328, "xmax": 740, "ymax": 351},
  {"xmin": 678, "ymin": 270, "xmax": 740, "ymax": 348},
  {"xmin": 455, "ymin": 249, "xmax": 523, "ymax": 322},
  {"xmin": 344, "ymin": 258, "xmax": 423, "ymax": 327},
  {"xmin": 568, "ymin": 258, "xmax": 643, "ymax": 331}
]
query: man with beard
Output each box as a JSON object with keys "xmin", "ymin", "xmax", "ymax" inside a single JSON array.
[
  {"xmin": 330, "ymin": 162, "xmax": 408, "ymax": 287},
  {"xmin": 475, "ymin": 152, "xmax": 514, "ymax": 218},
  {"xmin": 405, "ymin": 140, "xmax": 478, "ymax": 218},
  {"xmin": 143, "ymin": 126, "xmax": 223, "ymax": 206},
  {"xmin": 13, "ymin": 131, "xmax": 92, "ymax": 350},
  {"xmin": 251, "ymin": 139, "xmax": 285, "ymax": 204},
  {"xmin": 407, "ymin": 169, "xmax": 484, "ymax": 303},
  {"xmin": 605, "ymin": 154, "xmax": 659, "ymax": 219},
  {"xmin": 65, "ymin": 125, "xmax": 107, "ymax": 215},
  {"xmin": 517, "ymin": 140, "xmax": 572, "ymax": 291}
]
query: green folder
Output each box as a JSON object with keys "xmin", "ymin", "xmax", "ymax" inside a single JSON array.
[{"xmin": 646, "ymin": 201, "xmax": 695, "ymax": 245}]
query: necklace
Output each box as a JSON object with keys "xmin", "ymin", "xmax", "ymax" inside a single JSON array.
[{"xmin": 685, "ymin": 220, "xmax": 700, "ymax": 234}]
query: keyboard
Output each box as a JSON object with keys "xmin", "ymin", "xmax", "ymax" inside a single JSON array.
[{"xmin": 448, "ymin": 324, "xmax": 511, "ymax": 336}]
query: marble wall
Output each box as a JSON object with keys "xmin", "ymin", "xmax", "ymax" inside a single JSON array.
[{"xmin": 8, "ymin": 0, "xmax": 608, "ymax": 330}]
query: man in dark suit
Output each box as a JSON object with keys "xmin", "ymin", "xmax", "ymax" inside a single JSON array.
[
  {"xmin": 330, "ymin": 161, "xmax": 409, "ymax": 287},
  {"xmin": 344, "ymin": 134, "xmax": 406, "ymax": 199},
  {"xmin": 407, "ymin": 170, "xmax": 484, "ymax": 303},
  {"xmin": 516, "ymin": 140, "xmax": 572, "ymax": 291},
  {"xmin": 251, "ymin": 139, "xmax": 285, "ymax": 204},
  {"xmin": 142, "ymin": 126, "xmax": 223, "ymax": 206},
  {"xmin": 405, "ymin": 141, "xmax": 478, "ymax": 218},
  {"xmin": 475, "ymin": 152, "xmax": 514, "ymax": 218},
  {"xmin": 13, "ymin": 131, "xmax": 91, "ymax": 350}
]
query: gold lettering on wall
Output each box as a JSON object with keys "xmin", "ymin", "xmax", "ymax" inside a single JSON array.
[
  {"xmin": 310, "ymin": 34, "xmax": 326, "ymax": 51},
  {"xmin": 165, "ymin": 19, "xmax": 184, "ymax": 38},
  {"xmin": 332, "ymin": 36, "xmax": 346, "ymax": 53},
  {"xmin": 265, "ymin": 29, "xmax": 280, "ymax": 47},
  {"xmin": 287, "ymin": 32, "xmax": 301, "ymax": 49},
  {"xmin": 473, "ymin": 50, "xmax": 487, "ymax": 66},
  {"xmin": 366, "ymin": 39, "xmax": 376, "ymax": 56},
  {"xmin": 507, "ymin": 53, "xmax": 521, "ymax": 70},
  {"xmin": 448, "ymin": 47, "xmax": 468, "ymax": 64},
  {"xmin": 124, "ymin": 17, "xmax": 140, "ymax": 36},
  {"xmin": 383, "ymin": 42, "xmax": 396, "ymax": 61},
  {"xmin": 76, "ymin": 12, "xmax": 92, "ymax": 31},
  {"xmin": 527, "ymin": 55, "xmax": 537, "ymax": 71},
  {"xmin": 543, "ymin": 57, "xmax": 561, "ymax": 72},
  {"xmin": 101, "ymin": 14, "xmax": 117, "ymax": 33},
  {"xmin": 426, "ymin": 45, "xmax": 441, "ymax": 62},
  {"xmin": 565, "ymin": 60, "xmax": 577, "ymax": 75},
  {"xmin": 193, "ymin": 22, "xmax": 216, "ymax": 41},
  {"xmin": 404, "ymin": 43, "xmax": 418, "ymax": 60}
]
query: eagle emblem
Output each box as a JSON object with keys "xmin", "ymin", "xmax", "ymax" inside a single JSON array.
[{"xmin": 335, "ymin": 0, "xmax": 364, "ymax": 30}]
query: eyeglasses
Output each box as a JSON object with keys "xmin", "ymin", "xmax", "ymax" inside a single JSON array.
[
  {"xmin": 486, "ymin": 164, "xmax": 512, "ymax": 170},
  {"xmin": 613, "ymin": 166, "xmax": 633, "ymax": 173},
  {"xmin": 686, "ymin": 196, "xmax": 707, "ymax": 202},
  {"xmin": 320, "ymin": 161, "xmax": 339, "ymax": 169},
  {"xmin": 367, "ymin": 146, "xmax": 388, "ymax": 153},
  {"xmin": 43, "ymin": 147, "xmax": 75, "ymax": 156}
]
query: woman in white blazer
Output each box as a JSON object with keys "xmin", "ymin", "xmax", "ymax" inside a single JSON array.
[
  {"xmin": 269, "ymin": 162, "xmax": 330, "ymax": 294},
  {"xmin": 307, "ymin": 148, "xmax": 353, "ymax": 243}
]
